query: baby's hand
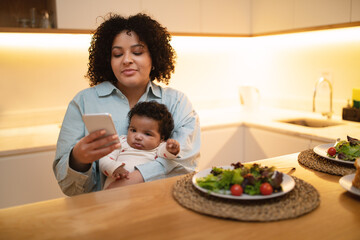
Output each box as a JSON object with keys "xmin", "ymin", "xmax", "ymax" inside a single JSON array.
[
  {"xmin": 166, "ymin": 139, "xmax": 180, "ymax": 155},
  {"xmin": 112, "ymin": 163, "xmax": 129, "ymax": 180}
]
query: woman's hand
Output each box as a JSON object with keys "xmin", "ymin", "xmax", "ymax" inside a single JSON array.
[
  {"xmin": 106, "ymin": 170, "xmax": 144, "ymax": 189},
  {"xmin": 70, "ymin": 130, "xmax": 121, "ymax": 172}
]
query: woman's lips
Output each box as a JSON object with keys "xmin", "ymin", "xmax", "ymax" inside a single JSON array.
[{"xmin": 122, "ymin": 69, "xmax": 137, "ymax": 76}]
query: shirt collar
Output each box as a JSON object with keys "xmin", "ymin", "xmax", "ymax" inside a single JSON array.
[
  {"xmin": 147, "ymin": 81, "xmax": 162, "ymax": 99},
  {"xmin": 94, "ymin": 81, "xmax": 162, "ymax": 98},
  {"xmin": 94, "ymin": 81, "xmax": 117, "ymax": 97}
]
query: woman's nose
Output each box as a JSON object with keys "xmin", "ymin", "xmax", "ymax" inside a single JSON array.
[{"xmin": 123, "ymin": 52, "xmax": 133, "ymax": 65}]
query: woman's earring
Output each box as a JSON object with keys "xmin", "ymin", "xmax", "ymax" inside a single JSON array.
[{"xmin": 152, "ymin": 66, "xmax": 155, "ymax": 71}]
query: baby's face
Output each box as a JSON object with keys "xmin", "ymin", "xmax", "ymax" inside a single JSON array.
[{"xmin": 127, "ymin": 115, "xmax": 162, "ymax": 150}]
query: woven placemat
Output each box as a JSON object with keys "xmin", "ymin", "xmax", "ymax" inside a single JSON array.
[
  {"xmin": 298, "ymin": 149, "xmax": 356, "ymax": 176},
  {"xmin": 172, "ymin": 173, "xmax": 320, "ymax": 222}
]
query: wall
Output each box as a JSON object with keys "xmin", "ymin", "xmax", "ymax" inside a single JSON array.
[
  {"xmin": 0, "ymin": 26, "xmax": 360, "ymax": 129},
  {"xmin": 0, "ymin": 33, "xmax": 90, "ymax": 128},
  {"xmin": 155, "ymin": 26, "xmax": 360, "ymax": 114},
  {"xmin": 248, "ymin": 27, "xmax": 360, "ymax": 114}
]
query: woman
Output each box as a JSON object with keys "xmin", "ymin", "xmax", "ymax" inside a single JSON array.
[{"xmin": 53, "ymin": 13, "xmax": 201, "ymax": 196}]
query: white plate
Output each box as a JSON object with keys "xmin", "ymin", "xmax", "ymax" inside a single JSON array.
[
  {"xmin": 192, "ymin": 166, "xmax": 295, "ymax": 200},
  {"xmin": 313, "ymin": 143, "xmax": 356, "ymax": 165},
  {"xmin": 339, "ymin": 174, "xmax": 360, "ymax": 197}
]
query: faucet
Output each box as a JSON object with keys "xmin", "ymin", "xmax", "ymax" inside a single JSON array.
[{"xmin": 313, "ymin": 77, "xmax": 333, "ymax": 119}]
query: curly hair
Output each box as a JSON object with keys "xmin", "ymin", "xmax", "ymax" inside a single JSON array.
[
  {"xmin": 127, "ymin": 101, "xmax": 174, "ymax": 140},
  {"xmin": 86, "ymin": 13, "xmax": 176, "ymax": 86}
]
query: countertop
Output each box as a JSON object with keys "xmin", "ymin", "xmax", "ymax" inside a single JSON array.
[
  {"xmin": 1, "ymin": 106, "xmax": 360, "ymax": 156},
  {"xmin": 1, "ymin": 153, "xmax": 359, "ymax": 239}
]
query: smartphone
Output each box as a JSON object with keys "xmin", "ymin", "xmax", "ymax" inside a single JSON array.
[{"xmin": 82, "ymin": 113, "xmax": 120, "ymax": 146}]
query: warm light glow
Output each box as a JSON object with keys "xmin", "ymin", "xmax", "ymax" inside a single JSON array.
[
  {"xmin": 171, "ymin": 36, "xmax": 250, "ymax": 52},
  {"xmin": 0, "ymin": 26, "xmax": 359, "ymax": 50},
  {"xmin": 0, "ymin": 26, "xmax": 359, "ymax": 128},
  {"xmin": 0, "ymin": 33, "xmax": 92, "ymax": 49},
  {"xmin": 252, "ymin": 26, "xmax": 360, "ymax": 47}
]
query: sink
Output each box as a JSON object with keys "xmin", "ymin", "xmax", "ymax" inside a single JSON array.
[{"xmin": 277, "ymin": 118, "xmax": 344, "ymax": 128}]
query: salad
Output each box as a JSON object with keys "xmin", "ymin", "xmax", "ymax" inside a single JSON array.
[
  {"xmin": 196, "ymin": 162, "xmax": 283, "ymax": 196},
  {"xmin": 327, "ymin": 136, "xmax": 360, "ymax": 162}
]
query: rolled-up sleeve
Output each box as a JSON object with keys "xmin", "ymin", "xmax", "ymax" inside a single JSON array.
[
  {"xmin": 53, "ymin": 97, "xmax": 100, "ymax": 196},
  {"xmin": 53, "ymin": 152, "xmax": 97, "ymax": 196}
]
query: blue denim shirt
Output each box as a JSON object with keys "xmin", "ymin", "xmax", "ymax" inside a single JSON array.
[{"xmin": 53, "ymin": 81, "xmax": 201, "ymax": 196}]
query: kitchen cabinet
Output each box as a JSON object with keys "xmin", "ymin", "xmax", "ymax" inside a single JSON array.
[
  {"xmin": 141, "ymin": 0, "xmax": 201, "ymax": 33},
  {"xmin": 0, "ymin": 0, "xmax": 57, "ymax": 28},
  {"xmin": 56, "ymin": 0, "xmax": 142, "ymax": 30},
  {"xmin": 199, "ymin": 124, "xmax": 332, "ymax": 170},
  {"xmin": 2, "ymin": 0, "xmax": 359, "ymax": 35},
  {"xmin": 243, "ymin": 127, "xmax": 331, "ymax": 162},
  {"xmin": 200, "ymin": 0, "xmax": 251, "ymax": 34},
  {"xmin": 0, "ymin": 150, "xmax": 65, "ymax": 209},
  {"xmin": 56, "ymin": 0, "xmax": 251, "ymax": 34},
  {"xmin": 252, "ymin": 0, "xmax": 357, "ymax": 35},
  {"xmin": 309, "ymin": 139, "xmax": 332, "ymax": 149},
  {"xmin": 352, "ymin": 0, "xmax": 360, "ymax": 22},
  {"xmin": 199, "ymin": 126, "xmax": 244, "ymax": 170},
  {"xmin": 252, "ymin": 0, "xmax": 294, "ymax": 34},
  {"xmin": 293, "ymin": 0, "xmax": 351, "ymax": 29},
  {"xmin": 142, "ymin": 0, "xmax": 251, "ymax": 34}
]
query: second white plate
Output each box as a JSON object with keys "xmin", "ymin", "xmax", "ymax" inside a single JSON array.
[
  {"xmin": 192, "ymin": 166, "xmax": 295, "ymax": 200},
  {"xmin": 339, "ymin": 174, "xmax": 360, "ymax": 197},
  {"xmin": 313, "ymin": 143, "xmax": 356, "ymax": 165}
]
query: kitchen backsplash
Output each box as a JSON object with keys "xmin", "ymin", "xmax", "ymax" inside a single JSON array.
[{"xmin": 0, "ymin": 26, "xmax": 359, "ymax": 129}]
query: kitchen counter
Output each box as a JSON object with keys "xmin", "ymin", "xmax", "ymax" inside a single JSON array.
[
  {"xmin": 198, "ymin": 106, "xmax": 360, "ymax": 141},
  {"xmin": 0, "ymin": 124, "xmax": 60, "ymax": 156},
  {"xmin": 1, "ymin": 106, "xmax": 360, "ymax": 156},
  {"xmin": 0, "ymin": 153, "xmax": 359, "ymax": 240}
]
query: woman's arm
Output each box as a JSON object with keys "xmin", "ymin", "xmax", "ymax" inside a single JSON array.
[{"xmin": 53, "ymin": 98, "xmax": 120, "ymax": 196}]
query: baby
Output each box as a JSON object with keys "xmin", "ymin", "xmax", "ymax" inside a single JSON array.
[{"xmin": 100, "ymin": 101, "xmax": 180, "ymax": 189}]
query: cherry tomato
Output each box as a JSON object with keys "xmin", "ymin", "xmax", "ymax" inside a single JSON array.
[
  {"xmin": 230, "ymin": 184, "xmax": 243, "ymax": 196},
  {"xmin": 260, "ymin": 182, "xmax": 273, "ymax": 195},
  {"xmin": 327, "ymin": 147, "xmax": 336, "ymax": 157}
]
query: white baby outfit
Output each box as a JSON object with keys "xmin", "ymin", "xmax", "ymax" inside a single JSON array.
[{"xmin": 100, "ymin": 135, "xmax": 178, "ymax": 189}]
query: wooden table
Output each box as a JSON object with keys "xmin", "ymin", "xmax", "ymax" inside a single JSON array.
[{"xmin": 1, "ymin": 153, "xmax": 359, "ymax": 240}]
